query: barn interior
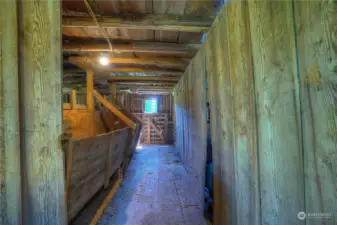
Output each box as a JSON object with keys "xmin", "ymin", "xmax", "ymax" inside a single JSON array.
[{"xmin": 1, "ymin": 0, "xmax": 336, "ymax": 225}]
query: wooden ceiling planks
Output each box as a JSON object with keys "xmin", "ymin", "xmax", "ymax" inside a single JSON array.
[
  {"xmin": 178, "ymin": 0, "xmax": 221, "ymax": 43},
  {"xmin": 61, "ymin": 0, "xmax": 220, "ymax": 93},
  {"xmin": 62, "ymin": 0, "xmax": 155, "ymax": 42},
  {"xmin": 153, "ymin": 0, "xmax": 187, "ymax": 43}
]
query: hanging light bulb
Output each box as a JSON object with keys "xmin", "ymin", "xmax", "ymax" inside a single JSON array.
[{"xmin": 99, "ymin": 56, "xmax": 109, "ymax": 66}]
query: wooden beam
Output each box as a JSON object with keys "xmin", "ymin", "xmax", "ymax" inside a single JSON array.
[
  {"xmin": 86, "ymin": 70, "xmax": 94, "ymax": 111},
  {"xmin": 0, "ymin": 1, "xmax": 21, "ymax": 224},
  {"xmin": 97, "ymin": 67, "xmax": 183, "ymax": 75},
  {"xmin": 67, "ymin": 56, "xmax": 188, "ymax": 67},
  {"xmin": 93, "ymin": 90, "xmax": 136, "ymax": 130},
  {"xmin": 71, "ymin": 89, "xmax": 77, "ymax": 109},
  {"xmin": 20, "ymin": 0, "xmax": 66, "ymax": 224},
  {"xmin": 133, "ymin": 91, "xmax": 173, "ymax": 95},
  {"xmin": 64, "ymin": 68, "xmax": 84, "ymax": 73},
  {"xmin": 110, "ymin": 83, "xmax": 117, "ymax": 105},
  {"xmin": 109, "ymin": 76, "xmax": 180, "ymax": 82},
  {"xmin": 116, "ymin": 80, "xmax": 178, "ymax": 84},
  {"xmin": 67, "ymin": 67, "xmax": 183, "ymax": 76},
  {"xmin": 110, "ymin": 82, "xmax": 117, "ymax": 129},
  {"xmin": 63, "ymin": 14, "xmax": 212, "ymax": 32},
  {"xmin": 63, "ymin": 42, "xmax": 200, "ymax": 54},
  {"xmin": 118, "ymin": 85, "xmax": 174, "ymax": 90}
]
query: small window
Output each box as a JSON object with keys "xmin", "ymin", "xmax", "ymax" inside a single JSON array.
[{"xmin": 144, "ymin": 98, "xmax": 158, "ymax": 114}]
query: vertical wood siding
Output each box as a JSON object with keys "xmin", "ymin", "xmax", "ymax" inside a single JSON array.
[
  {"xmin": 174, "ymin": 1, "xmax": 336, "ymax": 225},
  {"xmin": 294, "ymin": 1, "xmax": 337, "ymax": 225},
  {"xmin": 0, "ymin": 1, "xmax": 21, "ymax": 225},
  {"xmin": 20, "ymin": 1, "xmax": 66, "ymax": 224},
  {"xmin": 174, "ymin": 46, "xmax": 208, "ymax": 209}
]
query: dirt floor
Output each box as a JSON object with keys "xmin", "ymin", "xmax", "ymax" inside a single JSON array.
[{"xmin": 96, "ymin": 145, "xmax": 206, "ymax": 225}]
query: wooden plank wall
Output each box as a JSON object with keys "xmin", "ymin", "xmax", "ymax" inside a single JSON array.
[
  {"xmin": 295, "ymin": 2, "xmax": 337, "ymax": 224},
  {"xmin": 65, "ymin": 128, "xmax": 130, "ymax": 220},
  {"xmin": 174, "ymin": 1, "xmax": 337, "ymax": 225},
  {"xmin": 1, "ymin": 1, "xmax": 66, "ymax": 224},
  {"xmin": 0, "ymin": 1, "xmax": 21, "ymax": 224},
  {"xmin": 19, "ymin": 0, "xmax": 67, "ymax": 224},
  {"xmin": 174, "ymin": 46, "xmax": 208, "ymax": 208}
]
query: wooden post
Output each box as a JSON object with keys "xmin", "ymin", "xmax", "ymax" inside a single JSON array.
[
  {"xmin": 111, "ymin": 82, "xmax": 117, "ymax": 104},
  {"xmin": 19, "ymin": 0, "xmax": 66, "ymax": 224},
  {"xmin": 87, "ymin": 69, "xmax": 94, "ymax": 111},
  {"xmin": 110, "ymin": 82, "xmax": 117, "ymax": 129},
  {"xmin": 0, "ymin": 1, "xmax": 22, "ymax": 224},
  {"xmin": 71, "ymin": 89, "xmax": 77, "ymax": 109},
  {"xmin": 147, "ymin": 117, "xmax": 151, "ymax": 144}
]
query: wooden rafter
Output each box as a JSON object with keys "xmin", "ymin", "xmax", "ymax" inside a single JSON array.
[
  {"xmin": 64, "ymin": 66, "xmax": 184, "ymax": 76},
  {"xmin": 62, "ymin": 14, "xmax": 212, "ymax": 32},
  {"xmin": 108, "ymin": 76, "xmax": 180, "ymax": 82},
  {"xmin": 111, "ymin": 80, "xmax": 177, "ymax": 84},
  {"xmin": 67, "ymin": 56, "xmax": 188, "ymax": 67},
  {"xmin": 117, "ymin": 85, "xmax": 174, "ymax": 89},
  {"xmin": 63, "ymin": 42, "xmax": 200, "ymax": 54},
  {"xmin": 95, "ymin": 67, "xmax": 183, "ymax": 75}
]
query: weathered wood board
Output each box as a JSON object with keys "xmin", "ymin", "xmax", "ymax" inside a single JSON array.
[
  {"xmin": 174, "ymin": 46, "xmax": 208, "ymax": 208},
  {"xmin": 226, "ymin": 2, "xmax": 259, "ymax": 224},
  {"xmin": 174, "ymin": 1, "xmax": 336, "ymax": 225},
  {"xmin": 294, "ymin": 1, "xmax": 337, "ymax": 224},
  {"xmin": 249, "ymin": 1, "xmax": 304, "ymax": 224},
  {"xmin": 0, "ymin": 1, "xmax": 21, "ymax": 224},
  {"xmin": 65, "ymin": 128, "xmax": 130, "ymax": 221},
  {"xmin": 205, "ymin": 9, "xmax": 236, "ymax": 224},
  {"xmin": 19, "ymin": 0, "xmax": 67, "ymax": 224}
]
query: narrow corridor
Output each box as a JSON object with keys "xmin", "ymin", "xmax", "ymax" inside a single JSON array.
[{"xmin": 98, "ymin": 145, "xmax": 206, "ymax": 225}]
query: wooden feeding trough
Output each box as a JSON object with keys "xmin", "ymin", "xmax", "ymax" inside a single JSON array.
[{"xmin": 62, "ymin": 88, "xmax": 142, "ymax": 222}]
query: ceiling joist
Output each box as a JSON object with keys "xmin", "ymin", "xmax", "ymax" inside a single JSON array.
[
  {"xmin": 63, "ymin": 42, "xmax": 200, "ymax": 55},
  {"xmin": 117, "ymin": 84, "xmax": 175, "ymax": 89},
  {"xmin": 109, "ymin": 80, "xmax": 177, "ymax": 84},
  {"xmin": 63, "ymin": 14, "xmax": 212, "ymax": 32},
  {"xmin": 64, "ymin": 66, "xmax": 183, "ymax": 76},
  {"xmin": 67, "ymin": 57, "xmax": 188, "ymax": 67},
  {"xmin": 108, "ymin": 76, "xmax": 179, "ymax": 82}
]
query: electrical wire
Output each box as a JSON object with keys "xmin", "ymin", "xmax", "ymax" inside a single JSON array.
[{"xmin": 83, "ymin": 0, "xmax": 113, "ymax": 53}]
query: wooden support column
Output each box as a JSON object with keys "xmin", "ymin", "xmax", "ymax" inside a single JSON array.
[
  {"xmin": 0, "ymin": 1, "xmax": 21, "ymax": 224},
  {"xmin": 19, "ymin": 0, "xmax": 66, "ymax": 224},
  {"xmin": 111, "ymin": 82, "xmax": 117, "ymax": 105},
  {"xmin": 87, "ymin": 69, "xmax": 94, "ymax": 111},
  {"xmin": 146, "ymin": 117, "xmax": 151, "ymax": 144},
  {"xmin": 110, "ymin": 82, "xmax": 117, "ymax": 129},
  {"xmin": 71, "ymin": 89, "xmax": 77, "ymax": 109}
]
